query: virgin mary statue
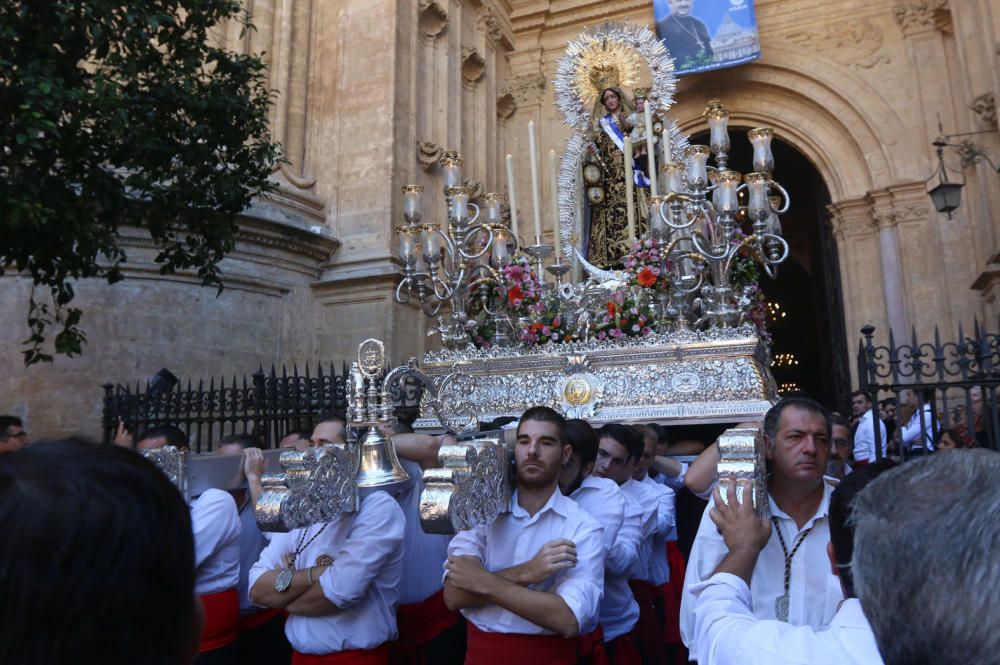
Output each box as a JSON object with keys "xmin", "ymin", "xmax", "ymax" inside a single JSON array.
[{"xmin": 584, "ymin": 82, "xmax": 649, "ymax": 267}]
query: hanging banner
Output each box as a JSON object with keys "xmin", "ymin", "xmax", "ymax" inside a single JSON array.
[{"xmin": 654, "ymin": 0, "xmax": 761, "ymax": 75}]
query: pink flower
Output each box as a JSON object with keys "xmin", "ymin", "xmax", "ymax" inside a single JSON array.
[{"xmin": 597, "ymin": 331, "xmax": 607, "ymax": 340}]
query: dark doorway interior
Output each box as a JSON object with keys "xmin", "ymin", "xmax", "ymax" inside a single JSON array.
[{"xmin": 690, "ymin": 129, "xmax": 849, "ymax": 409}]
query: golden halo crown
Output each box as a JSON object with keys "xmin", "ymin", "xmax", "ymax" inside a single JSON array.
[
  {"xmin": 589, "ymin": 63, "xmax": 621, "ymax": 95},
  {"xmin": 633, "ymin": 87, "xmax": 650, "ymax": 101}
]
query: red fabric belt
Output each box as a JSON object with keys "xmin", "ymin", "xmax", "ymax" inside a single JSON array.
[
  {"xmin": 199, "ymin": 589, "xmax": 240, "ymax": 653},
  {"xmin": 577, "ymin": 626, "xmax": 610, "ymax": 665},
  {"xmin": 607, "ymin": 630, "xmax": 643, "ymax": 665},
  {"xmin": 397, "ymin": 590, "xmax": 460, "ymax": 647},
  {"xmin": 628, "ymin": 580, "xmax": 665, "ymax": 663},
  {"xmin": 292, "ymin": 643, "xmax": 390, "ymax": 665},
  {"xmin": 662, "ymin": 541, "xmax": 686, "ymax": 644},
  {"xmin": 465, "ymin": 621, "xmax": 577, "ymax": 665},
  {"xmin": 238, "ymin": 607, "xmax": 284, "ymax": 633}
]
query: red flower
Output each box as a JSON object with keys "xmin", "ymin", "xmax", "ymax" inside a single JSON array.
[
  {"xmin": 607, "ymin": 302, "xmax": 618, "ymax": 316},
  {"xmin": 636, "ymin": 267, "xmax": 657, "ymax": 288},
  {"xmin": 507, "ymin": 285, "xmax": 524, "ymax": 305}
]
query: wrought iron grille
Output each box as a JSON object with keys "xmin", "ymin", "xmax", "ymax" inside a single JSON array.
[
  {"xmin": 102, "ymin": 363, "xmax": 425, "ymax": 453},
  {"xmin": 857, "ymin": 322, "xmax": 1000, "ymax": 456}
]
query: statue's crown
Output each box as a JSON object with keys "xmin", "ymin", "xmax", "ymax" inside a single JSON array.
[{"xmin": 589, "ymin": 63, "xmax": 621, "ymax": 92}]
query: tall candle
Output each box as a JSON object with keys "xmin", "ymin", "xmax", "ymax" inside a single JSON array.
[
  {"xmin": 505, "ymin": 154, "xmax": 519, "ymax": 239},
  {"xmin": 624, "ymin": 136, "xmax": 636, "ymax": 242},
  {"xmin": 548, "ymin": 150, "xmax": 561, "ymax": 260},
  {"xmin": 528, "ymin": 120, "xmax": 543, "ymax": 244},
  {"xmin": 644, "ymin": 104, "xmax": 658, "ymax": 197}
]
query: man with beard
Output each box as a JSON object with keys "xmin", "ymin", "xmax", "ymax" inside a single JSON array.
[
  {"xmin": 559, "ymin": 419, "xmax": 642, "ymax": 664},
  {"xmin": 680, "ymin": 397, "xmax": 843, "ymax": 661},
  {"xmin": 444, "ymin": 406, "xmax": 604, "ymax": 665}
]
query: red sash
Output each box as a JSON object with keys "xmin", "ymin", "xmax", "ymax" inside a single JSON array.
[
  {"xmin": 577, "ymin": 626, "xmax": 610, "ymax": 665},
  {"xmin": 199, "ymin": 589, "xmax": 240, "ymax": 653},
  {"xmin": 292, "ymin": 643, "xmax": 390, "ymax": 665},
  {"xmin": 662, "ymin": 541, "xmax": 686, "ymax": 644},
  {"xmin": 392, "ymin": 590, "xmax": 460, "ymax": 664},
  {"xmin": 465, "ymin": 621, "xmax": 577, "ymax": 665},
  {"xmin": 628, "ymin": 580, "xmax": 665, "ymax": 663},
  {"xmin": 238, "ymin": 607, "xmax": 284, "ymax": 633},
  {"xmin": 607, "ymin": 630, "xmax": 643, "ymax": 665}
]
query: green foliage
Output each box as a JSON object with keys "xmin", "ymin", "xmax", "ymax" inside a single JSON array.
[{"xmin": 0, "ymin": 1, "xmax": 281, "ymax": 364}]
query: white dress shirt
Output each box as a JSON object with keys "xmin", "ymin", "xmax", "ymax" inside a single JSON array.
[
  {"xmin": 396, "ymin": 458, "xmax": 452, "ymax": 605},
  {"xmin": 853, "ymin": 409, "xmax": 888, "ymax": 463},
  {"xmin": 191, "ymin": 488, "xmax": 241, "ymax": 596},
  {"xmin": 652, "ymin": 462, "xmax": 688, "ymax": 492},
  {"xmin": 621, "ymin": 478, "xmax": 658, "ymax": 582},
  {"xmin": 641, "ymin": 474, "xmax": 676, "ymax": 583},
  {"xmin": 571, "ymin": 475, "xmax": 640, "ymax": 641},
  {"xmin": 249, "ymin": 491, "xmax": 405, "ymax": 654},
  {"xmin": 237, "ymin": 495, "xmax": 271, "ymax": 614},
  {"xmin": 691, "ymin": 573, "xmax": 882, "ymax": 665},
  {"xmin": 899, "ymin": 404, "xmax": 935, "ymax": 451},
  {"xmin": 447, "ymin": 486, "xmax": 605, "ymax": 636},
  {"xmin": 681, "ymin": 483, "xmax": 843, "ymax": 661}
]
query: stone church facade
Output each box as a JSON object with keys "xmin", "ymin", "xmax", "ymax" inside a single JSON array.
[{"xmin": 2, "ymin": 0, "xmax": 998, "ymax": 438}]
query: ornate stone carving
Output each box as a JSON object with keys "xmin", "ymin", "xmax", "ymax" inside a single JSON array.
[
  {"xmin": 892, "ymin": 0, "xmax": 950, "ymax": 36},
  {"xmin": 971, "ymin": 93, "xmax": 997, "ymax": 128},
  {"xmin": 478, "ymin": 6, "xmax": 503, "ymax": 46},
  {"xmin": 872, "ymin": 208, "xmax": 898, "ymax": 230},
  {"xmin": 496, "ymin": 92, "xmax": 516, "ymax": 120},
  {"xmin": 783, "ymin": 19, "xmax": 890, "ymax": 70},
  {"xmin": 500, "ymin": 72, "xmax": 547, "ymax": 107},
  {"xmin": 462, "ymin": 47, "xmax": 486, "ymax": 85},
  {"xmin": 827, "ymin": 203, "xmax": 876, "ymax": 238},
  {"xmin": 418, "ymin": 0, "xmax": 448, "ymax": 41},
  {"xmin": 417, "ymin": 140, "xmax": 444, "ymax": 171}
]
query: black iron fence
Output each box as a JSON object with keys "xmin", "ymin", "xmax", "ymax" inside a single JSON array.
[
  {"xmin": 102, "ymin": 363, "xmax": 424, "ymax": 453},
  {"xmin": 857, "ymin": 322, "xmax": 1000, "ymax": 456}
]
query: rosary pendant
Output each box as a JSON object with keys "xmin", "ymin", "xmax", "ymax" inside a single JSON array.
[{"xmin": 775, "ymin": 594, "xmax": 790, "ymax": 622}]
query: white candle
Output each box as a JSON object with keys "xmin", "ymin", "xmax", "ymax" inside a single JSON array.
[
  {"xmin": 528, "ymin": 120, "xmax": 543, "ymax": 244},
  {"xmin": 505, "ymin": 154, "xmax": 519, "ymax": 240},
  {"xmin": 624, "ymin": 136, "xmax": 636, "ymax": 242},
  {"xmin": 644, "ymin": 104, "xmax": 658, "ymax": 197},
  {"xmin": 661, "ymin": 123, "xmax": 672, "ymax": 191},
  {"xmin": 548, "ymin": 150, "xmax": 562, "ymax": 260}
]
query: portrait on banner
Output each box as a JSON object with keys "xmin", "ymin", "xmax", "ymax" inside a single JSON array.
[{"xmin": 654, "ymin": 0, "xmax": 761, "ymax": 75}]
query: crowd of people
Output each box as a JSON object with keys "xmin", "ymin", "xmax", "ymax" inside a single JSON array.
[{"xmin": 0, "ymin": 396, "xmax": 997, "ymax": 665}]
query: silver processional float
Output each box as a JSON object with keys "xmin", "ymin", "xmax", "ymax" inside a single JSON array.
[{"xmin": 145, "ymin": 20, "xmax": 778, "ymax": 530}]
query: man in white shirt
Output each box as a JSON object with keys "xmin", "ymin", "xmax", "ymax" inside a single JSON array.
[
  {"xmin": 139, "ymin": 428, "xmax": 243, "ymax": 664},
  {"xmin": 248, "ymin": 488, "xmax": 405, "ymax": 663},
  {"xmin": 594, "ymin": 423, "xmax": 662, "ymax": 664},
  {"xmin": 688, "ymin": 459, "xmax": 891, "ymax": 665},
  {"xmin": 560, "ymin": 418, "xmax": 642, "ymax": 663},
  {"xmin": 897, "ymin": 388, "xmax": 936, "ymax": 456},
  {"xmin": 443, "ymin": 406, "xmax": 605, "ymax": 665},
  {"xmin": 851, "ymin": 390, "xmax": 887, "ymax": 464},
  {"xmin": 680, "ymin": 397, "xmax": 844, "ymax": 661},
  {"xmin": 216, "ymin": 436, "xmax": 291, "ymax": 665},
  {"xmin": 384, "ymin": 423, "xmax": 464, "ymax": 665}
]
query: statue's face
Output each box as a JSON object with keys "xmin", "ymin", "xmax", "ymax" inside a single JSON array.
[
  {"xmin": 602, "ymin": 89, "xmax": 621, "ymax": 112},
  {"xmin": 668, "ymin": 0, "xmax": 693, "ymax": 17}
]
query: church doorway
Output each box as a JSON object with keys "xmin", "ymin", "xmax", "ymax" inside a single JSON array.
[{"xmin": 690, "ymin": 130, "xmax": 850, "ymax": 409}]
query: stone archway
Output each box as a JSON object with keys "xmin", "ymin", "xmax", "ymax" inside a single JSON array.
[{"xmin": 669, "ymin": 48, "xmax": 935, "ymax": 388}]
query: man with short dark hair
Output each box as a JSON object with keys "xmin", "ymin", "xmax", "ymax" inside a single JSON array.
[
  {"xmin": 0, "ymin": 441, "xmax": 201, "ymax": 665},
  {"xmin": 312, "ymin": 413, "xmax": 348, "ymax": 446},
  {"xmin": 560, "ymin": 418, "xmax": 642, "ymax": 662},
  {"xmin": 279, "ymin": 430, "xmax": 312, "ymax": 450},
  {"xmin": 851, "ymin": 390, "xmax": 887, "ymax": 465},
  {"xmin": 687, "ymin": 462, "xmax": 893, "ymax": 664},
  {"xmin": 596, "ymin": 423, "xmax": 663, "ymax": 664},
  {"xmin": 680, "ymin": 397, "xmax": 843, "ymax": 661},
  {"xmin": 827, "ymin": 413, "xmax": 853, "ymax": 479},
  {"xmin": 0, "ymin": 415, "xmax": 28, "ymax": 453},
  {"xmin": 443, "ymin": 406, "xmax": 604, "ymax": 664},
  {"xmin": 137, "ymin": 423, "xmax": 190, "ymax": 450},
  {"xmin": 655, "ymin": 0, "xmax": 714, "ymax": 67}
]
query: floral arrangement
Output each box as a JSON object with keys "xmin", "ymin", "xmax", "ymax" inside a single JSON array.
[
  {"xmin": 592, "ymin": 289, "xmax": 655, "ymax": 341},
  {"xmin": 520, "ymin": 292, "xmax": 577, "ymax": 346},
  {"xmin": 501, "ymin": 254, "xmax": 543, "ymax": 317},
  {"xmin": 621, "ymin": 239, "xmax": 671, "ymax": 292}
]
